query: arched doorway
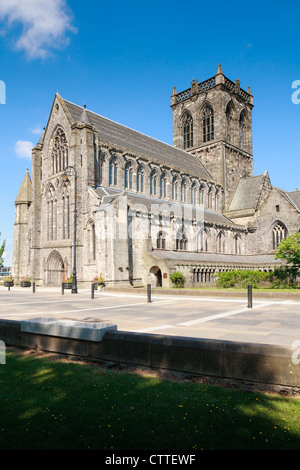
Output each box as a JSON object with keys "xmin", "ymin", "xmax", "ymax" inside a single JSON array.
[
  {"xmin": 46, "ymin": 250, "xmax": 65, "ymax": 286},
  {"xmin": 149, "ymin": 266, "xmax": 162, "ymax": 287}
]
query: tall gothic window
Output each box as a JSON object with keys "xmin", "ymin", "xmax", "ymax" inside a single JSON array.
[
  {"xmin": 109, "ymin": 157, "xmax": 118, "ymax": 186},
  {"xmin": 199, "ymin": 184, "xmax": 204, "ymax": 206},
  {"xmin": 52, "ymin": 128, "xmax": 68, "ymax": 175},
  {"xmin": 124, "ymin": 161, "xmax": 133, "ymax": 189},
  {"xmin": 150, "ymin": 170, "xmax": 157, "ymax": 196},
  {"xmin": 239, "ymin": 110, "xmax": 248, "ymax": 148},
  {"xmin": 272, "ymin": 221, "xmax": 287, "ymax": 250},
  {"xmin": 182, "ymin": 112, "xmax": 193, "ymax": 149},
  {"xmin": 226, "ymin": 101, "xmax": 235, "ymax": 143},
  {"xmin": 191, "ymin": 182, "xmax": 196, "ymax": 204},
  {"xmin": 181, "ymin": 178, "xmax": 187, "ymax": 203},
  {"xmin": 47, "ymin": 185, "xmax": 55, "ymax": 241},
  {"xmin": 172, "ymin": 176, "xmax": 178, "ymax": 200},
  {"xmin": 203, "ymin": 106, "xmax": 214, "ymax": 143},
  {"xmin": 136, "ymin": 165, "xmax": 144, "ymax": 193},
  {"xmin": 62, "ymin": 193, "xmax": 70, "ymax": 239},
  {"xmin": 160, "ymin": 172, "xmax": 167, "ymax": 198},
  {"xmin": 217, "ymin": 231, "xmax": 225, "ymax": 253}
]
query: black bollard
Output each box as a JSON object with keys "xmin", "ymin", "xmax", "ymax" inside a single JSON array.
[
  {"xmin": 147, "ymin": 283, "xmax": 152, "ymax": 303},
  {"xmin": 248, "ymin": 284, "xmax": 253, "ymax": 308},
  {"xmin": 33, "ymin": 282, "xmax": 36, "ymax": 293},
  {"xmin": 91, "ymin": 283, "xmax": 95, "ymax": 299},
  {"xmin": 61, "ymin": 282, "xmax": 64, "ymax": 295}
]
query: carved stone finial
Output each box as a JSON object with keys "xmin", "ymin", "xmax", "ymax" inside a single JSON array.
[{"xmin": 216, "ymin": 63, "xmax": 223, "ymax": 75}]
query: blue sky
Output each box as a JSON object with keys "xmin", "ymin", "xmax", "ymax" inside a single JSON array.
[{"xmin": 0, "ymin": 0, "xmax": 299, "ymax": 265}]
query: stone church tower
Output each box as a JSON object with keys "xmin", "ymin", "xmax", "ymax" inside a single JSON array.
[{"xmin": 171, "ymin": 64, "xmax": 254, "ymax": 208}]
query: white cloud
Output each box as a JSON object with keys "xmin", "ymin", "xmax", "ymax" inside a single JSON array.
[
  {"xmin": 0, "ymin": 0, "xmax": 76, "ymax": 59},
  {"xmin": 14, "ymin": 140, "xmax": 33, "ymax": 159},
  {"xmin": 30, "ymin": 126, "xmax": 43, "ymax": 135}
]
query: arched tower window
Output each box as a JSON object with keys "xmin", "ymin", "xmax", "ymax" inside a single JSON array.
[
  {"xmin": 182, "ymin": 112, "xmax": 193, "ymax": 149},
  {"xmin": 226, "ymin": 101, "xmax": 235, "ymax": 144},
  {"xmin": 51, "ymin": 128, "xmax": 68, "ymax": 175},
  {"xmin": 239, "ymin": 110, "xmax": 248, "ymax": 149},
  {"xmin": 203, "ymin": 106, "xmax": 214, "ymax": 143},
  {"xmin": 272, "ymin": 221, "xmax": 287, "ymax": 250}
]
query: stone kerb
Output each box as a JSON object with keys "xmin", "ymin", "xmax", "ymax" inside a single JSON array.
[{"xmin": 20, "ymin": 319, "xmax": 117, "ymax": 342}]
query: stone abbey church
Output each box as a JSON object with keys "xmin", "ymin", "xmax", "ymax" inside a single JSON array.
[{"xmin": 12, "ymin": 65, "xmax": 300, "ymax": 288}]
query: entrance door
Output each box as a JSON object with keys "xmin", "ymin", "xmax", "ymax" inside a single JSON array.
[
  {"xmin": 46, "ymin": 251, "xmax": 65, "ymax": 286},
  {"xmin": 149, "ymin": 266, "xmax": 162, "ymax": 287}
]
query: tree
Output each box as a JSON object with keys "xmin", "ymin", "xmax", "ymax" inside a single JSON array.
[
  {"xmin": 275, "ymin": 232, "xmax": 300, "ymax": 279},
  {"xmin": 0, "ymin": 232, "xmax": 6, "ymax": 268}
]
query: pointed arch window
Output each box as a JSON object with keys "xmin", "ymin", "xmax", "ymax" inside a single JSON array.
[
  {"xmin": 199, "ymin": 184, "xmax": 204, "ymax": 206},
  {"xmin": 160, "ymin": 172, "xmax": 167, "ymax": 198},
  {"xmin": 181, "ymin": 178, "xmax": 187, "ymax": 203},
  {"xmin": 172, "ymin": 176, "xmax": 178, "ymax": 200},
  {"xmin": 191, "ymin": 182, "xmax": 197, "ymax": 204},
  {"xmin": 272, "ymin": 221, "xmax": 287, "ymax": 250},
  {"xmin": 109, "ymin": 157, "xmax": 118, "ymax": 186},
  {"xmin": 239, "ymin": 110, "xmax": 248, "ymax": 148},
  {"xmin": 226, "ymin": 102, "xmax": 235, "ymax": 143},
  {"xmin": 217, "ymin": 231, "xmax": 226, "ymax": 253},
  {"xmin": 52, "ymin": 128, "xmax": 68, "ymax": 175},
  {"xmin": 125, "ymin": 161, "xmax": 133, "ymax": 189},
  {"xmin": 176, "ymin": 232, "xmax": 188, "ymax": 251},
  {"xmin": 203, "ymin": 106, "xmax": 214, "ymax": 143},
  {"xmin": 182, "ymin": 112, "xmax": 193, "ymax": 149},
  {"xmin": 150, "ymin": 169, "xmax": 157, "ymax": 196},
  {"xmin": 157, "ymin": 231, "xmax": 166, "ymax": 250},
  {"xmin": 136, "ymin": 165, "xmax": 144, "ymax": 193}
]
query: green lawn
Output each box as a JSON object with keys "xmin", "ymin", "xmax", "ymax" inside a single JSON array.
[{"xmin": 0, "ymin": 349, "xmax": 299, "ymax": 450}]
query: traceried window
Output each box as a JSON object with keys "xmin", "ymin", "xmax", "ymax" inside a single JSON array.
[
  {"xmin": 203, "ymin": 106, "xmax": 214, "ymax": 143},
  {"xmin": 157, "ymin": 231, "xmax": 166, "ymax": 250},
  {"xmin": 182, "ymin": 112, "xmax": 193, "ymax": 149},
  {"xmin": 239, "ymin": 110, "xmax": 248, "ymax": 148},
  {"xmin": 176, "ymin": 232, "xmax": 188, "ymax": 251},
  {"xmin": 272, "ymin": 221, "xmax": 287, "ymax": 250},
  {"xmin": 51, "ymin": 128, "xmax": 68, "ymax": 175},
  {"xmin": 217, "ymin": 231, "xmax": 225, "ymax": 253}
]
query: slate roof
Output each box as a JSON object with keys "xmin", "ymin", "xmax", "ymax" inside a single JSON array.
[
  {"xmin": 62, "ymin": 97, "xmax": 212, "ymax": 181},
  {"xmin": 151, "ymin": 250, "xmax": 281, "ymax": 266},
  {"xmin": 93, "ymin": 186, "xmax": 243, "ymax": 229},
  {"xmin": 278, "ymin": 189, "xmax": 300, "ymax": 212},
  {"xmin": 228, "ymin": 175, "xmax": 265, "ymax": 211}
]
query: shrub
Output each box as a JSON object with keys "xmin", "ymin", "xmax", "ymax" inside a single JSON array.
[
  {"xmin": 216, "ymin": 270, "xmax": 270, "ymax": 289},
  {"xmin": 170, "ymin": 271, "xmax": 186, "ymax": 288}
]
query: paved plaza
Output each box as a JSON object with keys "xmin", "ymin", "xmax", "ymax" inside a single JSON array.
[{"xmin": 0, "ymin": 286, "xmax": 300, "ymax": 349}]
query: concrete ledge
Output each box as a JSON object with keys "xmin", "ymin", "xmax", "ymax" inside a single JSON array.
[
  {"xmin": 0, "ymin": 319, "xmax": 299, "ymax": 392},
  {"xmin": 20, "ymin": 318, "xmax": 117, "ymax": 342}
]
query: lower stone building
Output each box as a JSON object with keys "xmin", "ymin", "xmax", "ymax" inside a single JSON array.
[{"xmin": 12, "ymin": 65, "xmax": 300, "ymax": 288}]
